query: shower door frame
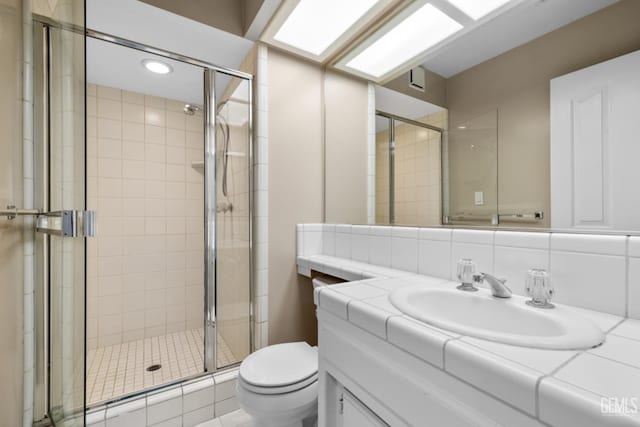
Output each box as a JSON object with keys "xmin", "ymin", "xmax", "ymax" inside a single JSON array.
[
  {"xmin": 375, "ymin": 111, "xmax": 444, "ymax": 225},
  {"xmin": 85, "ymin": 29, "xmax": 254, "ymax": 400}
]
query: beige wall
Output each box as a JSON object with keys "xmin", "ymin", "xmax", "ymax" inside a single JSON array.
[
  {"xmin": 266, "ymin": 51, "xmax": 370, "ymax": 346},
  {"xmin": 267, "ymin": 50, "xmax": 324, "ymax": 346},
  {"xmin": 446, "ymin": 0, "xmax": 640, "ymax": 228},
  {"xmin": 324, "ymin": 70, "xmax": 369, "ymax": 225},
  {"xmin": 0, "ymin": 1, "xmax": 24, "ymax": 424},
  {"xmin": 140, "ymin": 0, "xmax": 264, "ymax": 37},
  {"xmin": 86, "ymin": 85, "xmax": 205, "ymax": 349}
]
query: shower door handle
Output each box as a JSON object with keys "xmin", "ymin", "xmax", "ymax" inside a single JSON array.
[
  {"xmin": 37, "ymin": 210, "xmax": 96, "ymax": 237},
  {"xmin": 1, "ymin": 205, "xmax": 96, "ymax": 237}
]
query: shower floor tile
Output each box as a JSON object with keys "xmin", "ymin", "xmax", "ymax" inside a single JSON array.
[{"xmin": 86, "ymin": 328, "xmax": 238, "ymax": 405}]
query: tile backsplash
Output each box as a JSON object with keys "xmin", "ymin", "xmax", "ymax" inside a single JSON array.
[
  {"xmin": 87, "ymin": 84, "xmax": 205, "ymax": 349},
  {"xmin": 297, "ymin": 224, "xmax": 639, "ymax": 319}
]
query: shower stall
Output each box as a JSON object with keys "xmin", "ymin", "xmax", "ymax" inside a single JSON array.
[
  {"xmin": 82, "ymin": 35, "xmax": 254, "ymax": 405},
  {"xmin": 19, "ymin": 2, "xmax": 254, "ymax": 424}
]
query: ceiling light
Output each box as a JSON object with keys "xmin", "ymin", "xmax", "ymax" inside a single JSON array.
[
  {"xmin": 273, "ymin": 0, "xmax": 380, "ymax": 56},
  {"xmin": 343, "ymin": 2, "xmax": 463, "ymax": 79},
  {"xmin": 447, "ymin": 0, "xmax": 512, "ymax": 20},
  {"xmin": 142, "ymin": 59, "xmax": 172, "ymax": 74}
]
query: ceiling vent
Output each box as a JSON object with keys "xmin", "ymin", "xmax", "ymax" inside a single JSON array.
[{"xmin": 409, "ymin": 67, "xmax": 425, "ymax": 92}]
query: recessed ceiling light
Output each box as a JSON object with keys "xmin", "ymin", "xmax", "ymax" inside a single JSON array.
[
  {"xmin": 142, "ymin": 59, "xmax": 173, "ymax": 74},
  {"xmin": 273, "ymin": 0, "xmax": 380, "ymax": 56},
  {"xmin": 447, "ymin": 0, "xmax": 513, "ymax": 20},
  {"xmin": 343, "ymin": 2, "xmax": 463, "ymax": 79},
  {"xmin": 457, "ymin": 125, "xmax": 467, "ymax": 130}
]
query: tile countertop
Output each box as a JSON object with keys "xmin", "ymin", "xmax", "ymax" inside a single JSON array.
[{"xmin": 298, "ymin": 254, "xmax": 640, "ymax": 427}]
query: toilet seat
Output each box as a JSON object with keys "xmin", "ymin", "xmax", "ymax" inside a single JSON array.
[
  {"xmin": 239, "ymin": 342, "xmax": 318, "ymax": 395},
  {"xmin": 239, "ymin": 372, "xmax": 318, "ymax": 395}
]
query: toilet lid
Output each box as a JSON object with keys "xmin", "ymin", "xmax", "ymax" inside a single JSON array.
[{"xmin": 240, "ymin": 342, "xmax": 318, "ymax": 388}]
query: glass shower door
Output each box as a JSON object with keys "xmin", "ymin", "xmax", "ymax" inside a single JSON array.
[
  {"xmin": 210, "ymin": 72, "xmax": 252, "ymax": 369},
  {"xmin": 45, "ymin": 2, "xmax": 87, "ymax": 426},
  {"xmin": 205, "ymin": 70, "xmax": 253, "ymax": 371},
  {"xmin": 392, "ymin": 118, "xmax": 442, "ymax": 226},
  {"xmin": 375, "ymin": 113, "xmax": 443, "ymax": 226}
]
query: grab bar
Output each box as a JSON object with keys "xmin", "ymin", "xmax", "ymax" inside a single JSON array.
[
  {"xmin": 499, "ymin": 212, "xmax": 544, "ymax": 221},
  {"xmin": 446, "ymin": 211, "xmax": 544, "ymax": 224},
  {"xmin": 0, "ymin": 206, "xmax": 41, "ymax": 219}
]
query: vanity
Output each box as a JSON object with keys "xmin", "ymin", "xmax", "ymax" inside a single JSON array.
[
  {"xmin": 303, "ymin": 8, "xmax": 640, "ymax": 427},
  {"xmin": 297, "ymin": 224, "xmax": 640, "ymax": 427}
]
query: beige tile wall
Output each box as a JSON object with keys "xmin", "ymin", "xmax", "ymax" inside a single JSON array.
[
  {"xmin": 375, "ymin": 129, "xmax": 390, "ymax": 224},
  {"xmin": 376, "ymin": 110, "xmax": 445, "ymax": 226},
  {"xmin": 87, "ymin": 84, "xmax": 204, "ymax": 349}
]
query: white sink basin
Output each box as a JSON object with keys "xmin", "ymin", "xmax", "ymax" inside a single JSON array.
[{"xmin": 389, "ymin": 286, "xmax": 605, "ymax": 350}]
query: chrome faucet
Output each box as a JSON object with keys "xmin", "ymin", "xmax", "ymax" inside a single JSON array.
[{"xmin": 473, "ymin": 273, "xmax": 512, "ymax": 298}]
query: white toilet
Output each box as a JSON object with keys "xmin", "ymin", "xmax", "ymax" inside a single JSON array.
[{"xmin": 236, "ymin": 341, "xmax": 318, "ymax": 427}]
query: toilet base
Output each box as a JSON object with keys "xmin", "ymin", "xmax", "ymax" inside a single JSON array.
[{"xmin": 236, "ymin": 378, "xmax": 318, "ymax": 427}]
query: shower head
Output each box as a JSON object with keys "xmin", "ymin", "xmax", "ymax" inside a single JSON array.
[{"xmin": 183, "ymin": 104, "xmax": 201, "ymax": 115}]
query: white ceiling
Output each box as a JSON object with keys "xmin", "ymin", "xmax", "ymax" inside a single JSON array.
[
  {"xmin": 88, "ymin": 38, "xmax": 207, "ymax": 105},
  {"xmin": 375, "ymin": 85, "xmax": 444, "ymax": 130},
  {"xmin": 86, "ymin": 0, "xmax": 255, "ymax": 105},
  {"xmin": 421, "ymin": 0, "xmax": 619, "ymax": 77}
]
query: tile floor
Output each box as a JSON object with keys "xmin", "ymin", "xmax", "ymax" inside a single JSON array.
[
  {"xmin": 197, "ymin": 409, "xmax": 254, "ymax": 427},
  {"xmin": 87, "ymin": 328, "xmax": 238, "ymax": 405}
]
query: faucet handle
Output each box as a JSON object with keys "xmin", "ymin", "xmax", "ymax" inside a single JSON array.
[
  {"xmin": 457, "ymin": 259, "xmax": 477, "ymax": 283},
  {"xmin": 456, "ymin": 259, "xmax": 478, "ymax": 292},
  {"xmin": 525, "ymin": 268, "xmax": 554, "ymax": 308}
]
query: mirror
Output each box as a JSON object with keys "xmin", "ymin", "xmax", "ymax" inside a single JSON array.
[
  {"xmin": 374, "ymin": 86, "xmax": 446, "ymax": 226},
  {"xmin": 326, "ymin": 0, "xmax": 640, "ymax": 233}
]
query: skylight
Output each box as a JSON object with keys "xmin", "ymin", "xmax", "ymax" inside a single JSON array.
[
  {"xmin": 344, "ymin": 3, "xmax": 463, "ymax": 79},
  {"xmin": 274, "ymin": 0, "xmax": 380, "ymax": 56},
  {"xmin": 447, "ymin": 0, "xmax": 513, "ymax": 20}
]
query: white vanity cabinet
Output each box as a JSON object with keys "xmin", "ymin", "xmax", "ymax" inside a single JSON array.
[
  {"xmin": 338, "ymin": 389, "xmax": 388, "ymax": 427},
  {"xmin": 317, "ymin": 310, "xmax": 542, "ymax": 427}
]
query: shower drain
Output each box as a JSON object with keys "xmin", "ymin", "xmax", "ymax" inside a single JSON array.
[{"xmin": 146, "ymin": 364, "xmax": 162, "ymax": 372}]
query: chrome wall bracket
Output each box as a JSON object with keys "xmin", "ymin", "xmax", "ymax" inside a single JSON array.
[{"xmin": 1, "ymin": 205, "xmax": 96, "ymax": 237}]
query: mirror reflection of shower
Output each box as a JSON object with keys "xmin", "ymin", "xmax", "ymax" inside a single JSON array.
[{"xmin": 183, "ymin": 103, "xmax": 233, "ymax": 213}]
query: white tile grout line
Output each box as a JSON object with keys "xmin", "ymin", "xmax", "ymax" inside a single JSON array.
[
  {"xmin": 254, "ymin": 43, "xmax": 269, "ymax": 350},
  {"xmin": 441, "ymin": 335, "xmax": 462, "ymax": 371},
  {"xmin": 625, "ymin": 236, "xmax": 630, "ymax": 318},
  {"xmin": 533, "ymin": 316, "xmax": 627, "ymax": 420},
  {"xmin": 533, "ymin": 352, "xmax": 580, "ymax": 420}
]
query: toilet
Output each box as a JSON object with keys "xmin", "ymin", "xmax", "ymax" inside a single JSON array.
[{"xmin": 236, "ymin": 341, "xmax": 318, "ymax": 427}]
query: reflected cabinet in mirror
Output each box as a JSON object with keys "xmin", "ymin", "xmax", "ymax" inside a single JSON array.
[{"xmin": 326, "ymin": 0, "xmax": 640, "ymax": 233}]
